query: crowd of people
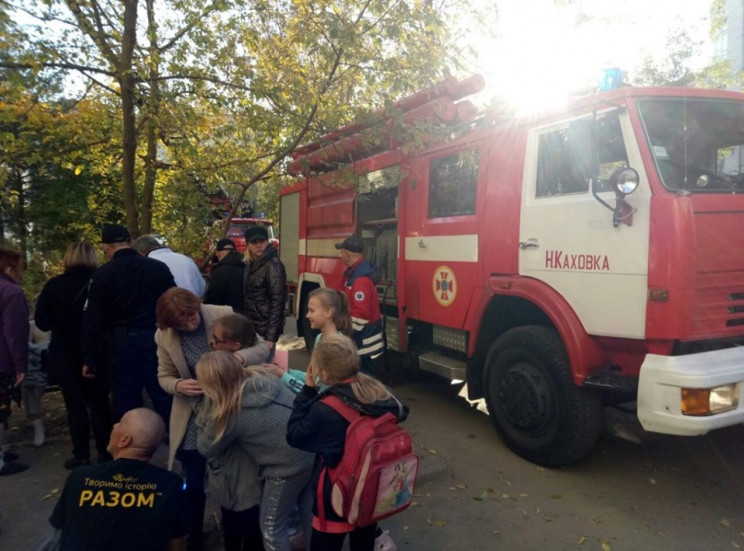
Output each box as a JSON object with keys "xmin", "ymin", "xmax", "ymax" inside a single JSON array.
[{"xmin": 0, "ymin": 225, "xmax": 401, "ymax": 551}]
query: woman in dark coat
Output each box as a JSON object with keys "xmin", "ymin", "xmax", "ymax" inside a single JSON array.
[
  {"xmin": 35, "ymin": 241, "xmax": 113, "ymax": 469},
  {"xmin": 242, "ymin": 225, "xmax": 286, "ymax": 355}
]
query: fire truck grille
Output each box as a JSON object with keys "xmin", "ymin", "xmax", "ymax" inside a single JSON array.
[{"xmin": 692, "ymin": 273, "xmax": 744, "ymax": 336}]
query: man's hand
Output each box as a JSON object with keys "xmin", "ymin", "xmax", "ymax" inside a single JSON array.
[
  {"xmin": 176, "ymin": 378, "xmax": 203, "ymax": 396},
  {"xmin": 14, "ymin": 373, "xmax": 25, "ymax": 386},
  {"xmin": 82, "ymin": 365, "xmax": 96, "ymax": 379}
]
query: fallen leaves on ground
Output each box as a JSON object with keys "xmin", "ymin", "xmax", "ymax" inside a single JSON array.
[{"xmin": 473, "ymin": 488, "xmax": 494, "ymax": 501}]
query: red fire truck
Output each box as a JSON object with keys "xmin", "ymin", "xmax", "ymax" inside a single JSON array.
[{"xmin": 279, "ymin": 75, "xmax": 744, "ymax": 466}]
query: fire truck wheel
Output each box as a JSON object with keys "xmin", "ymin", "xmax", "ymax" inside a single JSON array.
[{"xmin": 483, "ymin": 326, "xmax": 603, "ymax": 467}]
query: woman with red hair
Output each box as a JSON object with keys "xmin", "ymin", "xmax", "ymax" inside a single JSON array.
[{"xmin": 155, "ymin": 287, "xmax": 269, "ymax": 551}]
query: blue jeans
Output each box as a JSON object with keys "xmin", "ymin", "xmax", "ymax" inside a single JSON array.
[{"xmin": 259, "ymin": 472, "xmax": 313, "ymax": 551}]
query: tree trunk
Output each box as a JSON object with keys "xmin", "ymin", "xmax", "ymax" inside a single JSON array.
[
  {"xmin": 140, "ymin": 0, "xmax": 159, "ymax": 236},
  {"xmin": 120, "ymin": 0, "xmax": 140, "ymax": 237}
]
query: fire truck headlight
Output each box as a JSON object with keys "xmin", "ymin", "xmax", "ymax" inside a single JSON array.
[
  {"xmin": 610, "ymin": 167, "xmax": 640, "ymax": 196},
  {"xmin": 681, "ymin": 384, "xmax": 739, "ymax": 416}
]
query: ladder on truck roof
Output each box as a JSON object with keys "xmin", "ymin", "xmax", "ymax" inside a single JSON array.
[{"xmin": 288, "ymin": 74, "xmax": 486, "ymax": 175}]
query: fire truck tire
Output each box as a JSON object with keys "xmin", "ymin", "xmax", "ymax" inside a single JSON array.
[{"xmin": 483, "ymin": 326, "xmax": 603, "ymax": 466}]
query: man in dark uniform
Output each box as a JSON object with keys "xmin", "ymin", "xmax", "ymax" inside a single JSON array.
[
  {"xmin": 82, "ymin": 224, "xmax": 175, "ymax": 424},
  {"xmin": 203, "ymin": 238, "xmax": 245, "ymax": 313}
]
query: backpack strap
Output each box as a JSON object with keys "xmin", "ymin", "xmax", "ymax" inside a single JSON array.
[
  {"xmin": 315, "ymin": 394, "xmax": 361, "ymax": 533},
  {"xmin": 316, "ymin": 466, "xmax": 329, "ymax": 531},
  {"xmin": 314, "ymin": 453, "xmax": 356, "ymax": 534},
  {"xmin": 320, "ymin": 395, "xmax": 362, "ymax": 424}
]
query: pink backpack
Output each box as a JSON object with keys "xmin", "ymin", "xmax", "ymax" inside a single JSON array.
[{"xmin": 317, "ymin": 395, "xmax": 419, "ymax": 528}]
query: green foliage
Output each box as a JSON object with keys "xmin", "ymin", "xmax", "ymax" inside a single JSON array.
[
  {"xmin": 627, "ymin": 12, "xmax": 739, "ymax": 90},
  {"xmin": 0, "ymin": 0, "xmax": 476, "ymax": 259},
  {"xmin": 629, "ymin": 29, "xmax": 701, "ymax": 87}
]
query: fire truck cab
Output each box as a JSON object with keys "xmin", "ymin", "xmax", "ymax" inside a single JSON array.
[{"xmin": 280, "ymin": 77, "xmax": 744, "ymax": 466}]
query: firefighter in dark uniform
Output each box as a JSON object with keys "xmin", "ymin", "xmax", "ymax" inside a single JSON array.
[{"xmin": 82, "ymin": 224, "xmax": 175, "ymax": 423}]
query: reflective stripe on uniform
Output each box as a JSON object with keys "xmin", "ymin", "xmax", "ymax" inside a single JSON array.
[
  {"xmin": 351, "ymin": 316, "xmax": 369, "ymax": 332},
  {"xmin": 359, "ymin": 332, "xmax": 384, "ymax": 356}
]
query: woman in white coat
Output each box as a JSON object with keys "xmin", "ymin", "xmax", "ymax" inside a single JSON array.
[{"xmin": 156, "ymin": 287, "xmax": 269, "ymax": 551}]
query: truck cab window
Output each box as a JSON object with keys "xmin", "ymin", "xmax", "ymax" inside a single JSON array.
[
  {"xmin": 536, "ymin": 114, "xmax": 627, "ymax": 197},
  {"xmin": 639, "ymin": 98, "xmax": 744, "ymax": 192},
  {"xmin": 428, "ymin": 149, "xmax": 479, "ymax": 218}
]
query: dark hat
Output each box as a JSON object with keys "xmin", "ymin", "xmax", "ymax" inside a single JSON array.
[
  {"xmin": 334, "ymin": 235, "xmax": 363, "ymax": 253},
  {"xmin": 244, "ymin": 225, "xmax": 269, "ymax": 243},
  {"xmin": 101, "ymin": 224, "xmax": 131, "ymax": 244},
  {"xmin": 216, "ymin": 238, "xmax": 236, "ymax": 251}
]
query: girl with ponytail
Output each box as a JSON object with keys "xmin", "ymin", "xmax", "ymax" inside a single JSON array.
[{"xmin": 286, "ymin": 334, "xmax": 409, "ymax": 551}]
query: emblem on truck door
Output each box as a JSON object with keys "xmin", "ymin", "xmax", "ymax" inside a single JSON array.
[{"xmin": 433, "ymin": 265, "xmax": 457, "ymax": 307}]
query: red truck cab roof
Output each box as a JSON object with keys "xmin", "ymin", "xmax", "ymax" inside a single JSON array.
[{"xmin": 225, "ymin": 218, "xmax": 278, "ymax": 254}]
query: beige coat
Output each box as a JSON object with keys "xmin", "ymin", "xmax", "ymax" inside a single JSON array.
[{"xmin": 156, "ymin": 304, "xmax": 270, "ymax": 469}]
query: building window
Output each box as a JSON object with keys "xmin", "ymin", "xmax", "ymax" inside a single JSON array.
[{"xmin": 428, "ymin": 149, "xmax": 479, "ymax": 218}]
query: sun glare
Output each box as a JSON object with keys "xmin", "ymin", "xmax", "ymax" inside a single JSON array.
[{"xmin": 470, "ymin": 0, "xmax": 712, "ymax": 116}]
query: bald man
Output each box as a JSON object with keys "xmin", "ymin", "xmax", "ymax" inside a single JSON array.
[{"xmin": 50, "ymin": 408, "xmax": 189, "ymax": 551}]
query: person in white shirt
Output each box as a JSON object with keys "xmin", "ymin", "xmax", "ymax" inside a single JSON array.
[{"xmin": 133, "ymin": 234, "xmax": 206, "ymax": 297}]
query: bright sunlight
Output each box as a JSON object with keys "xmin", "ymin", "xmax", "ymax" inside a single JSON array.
[{"xmin": 469, "ymin": 0, "xmax": 713, "ymax": 114}]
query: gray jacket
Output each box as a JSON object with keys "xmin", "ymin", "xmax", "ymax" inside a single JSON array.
[
  {"xmin": 206, "ymin": 443, "xmax": 263, "ymax": 512},
  {"xmin": 197, "ymin": 373, "xmax": 314, "ymax": 480}
]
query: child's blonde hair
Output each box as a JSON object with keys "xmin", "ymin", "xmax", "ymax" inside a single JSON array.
[
  {"xmin": 196, "ymin": 350, "xmax": 274, "ymax": 441},
  {"xmin": 308, "ymin": 288, "xmax": 352, "ymax": 335},
  {"xmin": 196, "ymin": 351, "xmax": 247, "ymax": 441},
  {"xmin": 311, "ymin": 334, "xmax": 393, "ymax": 405}
]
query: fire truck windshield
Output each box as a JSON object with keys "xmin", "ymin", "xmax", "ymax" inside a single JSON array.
[{"xmin": 638, "ymin": 97, "xmax": 744, "ymax": 193}]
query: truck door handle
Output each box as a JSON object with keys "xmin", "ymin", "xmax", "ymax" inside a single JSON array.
[{"xmin": 519, "ymin": 238, "xmax": 539, "ymax": 250}]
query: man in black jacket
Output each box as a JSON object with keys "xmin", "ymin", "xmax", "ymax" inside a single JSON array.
[
  {"xmin": 82, "ymin": 224, "xmax": 175, "ymax": 424},
  {"xmin": 204, "ymin": 238, "xmax": 245, "ymax": 313}
]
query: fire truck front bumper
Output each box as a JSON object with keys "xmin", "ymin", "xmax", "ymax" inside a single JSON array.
[{"xmin": 637, "ymin": 346, "xmax": 744, "ymax": 436}]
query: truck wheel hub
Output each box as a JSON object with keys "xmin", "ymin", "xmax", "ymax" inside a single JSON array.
[{"xmin": 498, "ymin": 362, "xmax": 550, "ymax": 430}]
